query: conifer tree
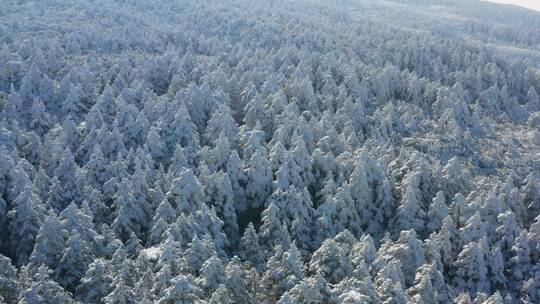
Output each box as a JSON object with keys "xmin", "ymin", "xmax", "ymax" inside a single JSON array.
[
  {"xmin": 29, "ymin": 212, "xmax": 66, "ymax": 269},
  {"xmin": 8, "ymin": 184, "xmax": 45, "ymax": 265}
]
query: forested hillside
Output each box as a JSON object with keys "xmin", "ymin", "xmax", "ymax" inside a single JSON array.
[{"xmin": 0, "ymin": 0, "xmax": 539, "ymax": 303}]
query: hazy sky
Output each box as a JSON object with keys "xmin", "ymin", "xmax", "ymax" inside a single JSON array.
[{"xmin": 487, "ymin": 0, "xmax": 540, "ymax": 11}]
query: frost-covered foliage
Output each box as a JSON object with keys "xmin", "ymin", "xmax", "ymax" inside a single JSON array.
[{"xmin": 1, "ymin": 0, "xmax": 540, "ymax": 302}]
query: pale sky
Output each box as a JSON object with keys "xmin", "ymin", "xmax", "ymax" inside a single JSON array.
[{"xmin": 486, "ymin": 0, "xmax": 540, "ymax": 11}]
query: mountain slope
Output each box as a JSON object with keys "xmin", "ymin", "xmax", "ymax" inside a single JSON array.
[{"xmin": 0, "ymin": 0, "xmax": 539, "ymax": 303}]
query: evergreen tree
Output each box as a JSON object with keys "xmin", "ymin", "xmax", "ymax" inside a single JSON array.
[
  {"xmin": 50, "ymin": 148, "xmax": 82, "ymax": 211},
  {"xmin": 112, "ymin": 178, "xmax": 146, "ymax": 241},
  {"xmin": 8, "ymin": 184, "xmax": 45, "ymax": 265},
  {"xmin": 145, "ymin": 127, "xmax": 167, "ymax": 165},
  {"xmin": 55, "ymin": 232, "xmax": 92, "ymax": 290},
  {"xmin": 196, "ymin": 255, "xmax": 225, "ymax": 296},
  {"xmin": 209, "ymin": 285, "xmax": 235, "ymax": 304},
  {"xmin": 166, "ymin": 103, "xmax": 200, "ymax": 164},
  {"xmin": 19, "ymin": 265, "xmax": 75, "ymax": 304},
  {"xmin": 259, "ymin": 203, "xmax": 291, "ymax": 252},
  {"xmin": 204, "ymin": 171, "xmax": 239, "ymax": 243},
  {"xmin": 392, "ymin": 173, "xmax": 426, "ymax": 235},
  {"xmin": 426, "ymin": 191, "xmax": 449, "ymax": 234},
  {"xmin": 83, "ymin": 145, "xmax": 109, "ymax": 192},
  {"xmin": 239, "ymin": 223, "xmax": 264, "ymax": 269},
  {"xmin": 262, "ymin": 243, "xmax": 304, "ymax": 301},
  {"xmin": 29, "ymin": 212, "xmax": 66, "ymax": 269},
  {"xmin": 62, "ymin": 84, "xmax": 87, "ymax": 122},
  {"xmin": 181, "ymin": 235, "xmax": 216, "ymax": 275},
  {"xmin": 525, "ymin": 87, "xmax": 540, "ymax": 112},
  {"xmin": 76, "ymin": 259, "xmax": 113, "ymax": 304},
  {"xmin": 507, "ymin": 230, "xmax": 531, "ymax": 283},
  {"xmin": 308, "ymin": 236, "xmax": 352, "ymax": 284},
  {"xmin": 104, "ymin": 279, "xmax": 137, "ymax": 304},
  {"xmin": 0, "ymin": 255, "xmax": 20, "ymax": 304},
  {"xmin": 453, "ymin": 240, "xmax": 490, "ymax": 293},
  {"xmin": 205, "ymin": 103, "xmax": 238, "ymax": 146},
  {"xmin": 157, "ymin": 274, "xmax": 202, "ymax": 304},
  {"xmin": 277, "ymin": 277, "xmax": 325, "ymax": 304},
  {"xmin": 244, "ymin": 147, "xmax": 272, "ymax": 210},
  {"xmin": 58, "ymin": 203, "xmax": 97, "ymax": 245},
  {"xmin": 167, "ymin": 168, "xmax": 205, "ymax": 214}
]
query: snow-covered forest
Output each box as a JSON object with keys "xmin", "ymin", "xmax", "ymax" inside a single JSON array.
[{"xmin": 1, "ymin": 0, "xmax": 540, "ymax": 302}]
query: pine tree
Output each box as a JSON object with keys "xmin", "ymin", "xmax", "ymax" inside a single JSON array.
[
  {"xmin": 50, "ymin": 148, "xmax": 82, "ymax": 210},
  {"xmin": 244, "ymin": 93, "xmax": 267, "ymax": 130},
  {"xmin": 104, "ymin": 279, "xmax": 137, "ymax": 304},
  {"xmin": 181, "ymin": 235, "xmax": 215, "ymax": 275},
  {"xmin": 488, "ymin": 246, "xmax": 506, "ymax": 290},
  {"xmin": 55, "ymin": 232, "xmax": 92, "ymax": 290},
  {"xmin": 102, "ymin": 120, "xmax": 128, "ymax": 158},
  {"xmin": 373, "ymin": 176, "xmax": 396, "ymax": 234},
  {"xmin": 385, "ymin": 230, "xmax": 426, "ymax": 286},
  {"xmin": 507, "ymin": 230, "xmax": 531, "ymax": 283},
  {"xmin": 8, "ymin": 184, "xmax": 45, "ymax": 265},
  {"xmin": 205, "ymin": 103, "xmax": 238, "ymax": 146},
  {"xmin": 496, "ymin": 210, "xmax": 520, "ymax": 257},
  {"xmin": 76, "ymin": 259, "xmax": 113, "ymax": 304},
  {"xmin": 226, "ymin": 150, "xmax": 246, "ymax": 212},
  {"xmin": 85, "ymin": 188, "xmax": 109, "ymax": 226},
  {"xmin": 244, "ymin": 147, "xmax": 272, "ymax": 210},
  {"xmin": 374, "ymin": 259, "xmax": 408, "ymax": 304},
  {"xmin": 62, "ymin": 84, "xmax": 87, "ymax": 122},
  {"xmin": 0, "ymin": 255, "xmax": 20, "ymax": 304},
  {"xmin": 83, "ymin": 145, "xmax": 109, "ymax": 192},
  {"xmin": 112, "ymin": 178, "xmax": 145, "ymax": 241},
  {"xmin": 453, "ymin": 240, "xmax": 490, "ymax": 293},
  {"xmin": 204, "ymin": 171, "xmax": 239, "ymax": 243},
  {"xmin": 459, "ymin": 211, "xmax": 487, "ymax": 247},
  {"xmin": 134, "ymin": 268, "xmax": 154, "ymax": 303},
  {"xmin": 241, "ymin": 122, "xmax": 267, "ymax": 161},
  {"xmin": 196, "ymin": 255, "xmax": 225, "ymax": 296},
  {"xmin": 29, "ymin": 211, "xmax": 66, "ymax": 269},
  {"xmin": 308, "ymin": 237, "xmax": 352, "ymax": 284},
  {"xmin": 145, "ymin": 127, "xmax": 167, "ymax": 165},
  {"xmin": 408, "ymin": 263, "xmax": 451, "ymax": 304},
  {"xmin": 167, "ymin": 168, "xmax": 204, "ymax": 214},
  {"xmin": 168, "ymin": 144, "xmax": 189, "ymax": 177},
  {"xmin": 209, "ymin": 285, "xmax": 235, "ymax": 304},
  {"xmin": 209, "ymin": 131, "xmax": 231, "ymax": 171},
  {"xmin": 525, "ymin": 87, "xmax": 540, "ymax": 112},
  {"xmin": 8, "ymin": 161, "xmax": 32, "ymax": 203},
  {"xmin": 239, "ymin": 223, "xmax": 264, "ymax": 269},
  {"xmin": 166, "ymin": 102, "xmax": 200, "ymax": 164},
  {"xmin": 267, "ymin": 185, "xmax": 314, "ymax": 250},
  {"xmin": 426, "ymin": 191, "xmax": 449, "ymax": 234},
  {"xmin": 152, "ymin": 263, "xmax": 174, "ymax": 296},
  {"xmin": 278, "ymin": 277, "xmax": 325, "ymax": 304},
  {"xmin": 58, "ymin": 202, "xmax": 97, "ymax": 245},
  {"xmin": 523, "ymin": 173, "xmax": 539, "ymax": 219},
  {"xmin": 223, "ymin": 257, "xmax": 253, "ymax": 304},
  {"xmin": 392, "ymin": 173, "xmax": 426, "ymax": 235},
  {"xmin": 259, "ymin": 203, "xmax": 291, "ymax": 252},
  {"xmin": 149, "ymin": 199, "xmax": 176, "ymax": 245},
  {"xmin": 157, "ymin": 274, "xmax": 202, "ymax": 304},
  {"xmin": 77, "ymin": 126, "xmax": 101, "ymax": 164},
  {"xmin": 19, "ymin": 265, "xmax": 76, "ymax": 304},
  {"xmin": 130, "ymin": 163, "xmax": 153, "ymax": 231},
  {"xmin": 29, "ymin": 98, "xmax": 51, "ymax": 135},
  {"xmin": 262, "ymin": 243, "xmax": 305, "ymax": 301},
  {"xmin": 96, "ymin": 84, "xmax": 116, "ymax": 125}
]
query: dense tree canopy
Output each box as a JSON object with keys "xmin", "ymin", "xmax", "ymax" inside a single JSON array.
[{"xmin": 0, "ymin": 0, "xmax": 539, "ymax": 302}]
